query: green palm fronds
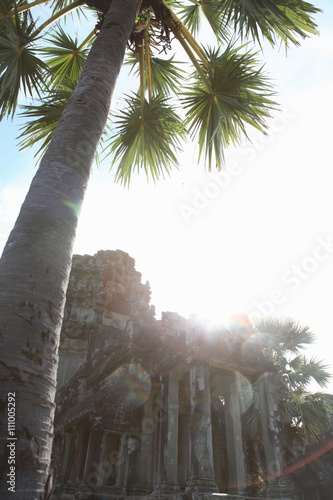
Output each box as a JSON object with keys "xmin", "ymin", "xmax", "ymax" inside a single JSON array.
[
  {"xmin": 106, "ymin": 93, "xmax": 185, "ymax": 186},
  {"xmin": 16, "ymin": 25, "xmax": 91, "ymax": 154},
  {"xmin": 300, "ymin": 357, "xmax": 332, "ymax": 388},
  {"xmin": 148, "ymin": 56, "xmax": 185, "ymax": 95},
  {"xmin": 51, "ymin": 0, "xmax": 85, "ymax": 18},
  {"xmin": 0, "ymin": 0, "xmax": 28, "ymax": 31},
  {"xmin": 292, "ymin": 391, "xmax": 333, "ymax": 443},
  {"xmin": 0, "ymin": 9, "xmax": 47, "ymax": 119},
  {"xmin": 18, "ymin": 80, "xmax": 75, "ymax": 157},
  {"xmin": 178, "ymin": 0, "xmax": 230, "ymax": 41},
  {"xmin": 14, "ymin": 0, "xmax": 53, "ymax": 16},
  {"xmin": 255, "ymin": 317, "xmax": 316, "ymax": 357},
  {"xmin": 51, "ymin": 0, "xmax": 77, "ymax": 11},
  {"xmin": 220, "ymin": 0, "xmax": 320, "ymax": 47},
  {"xmin": 42, "ymin": 25, "xmax": 91, "ymax": 86},
  {"xmin": 245, "ymin": 385, "xmax": 333, "ymax": 446},
  {"xmin": 126, "ymin": 53, "xmax": 185, "ymax": 96},
  {"xmin": 0, "ymin": 0, "xmax": 321, "ymax": 178},
  {"xmin": 182, "ymin": 45, "xmax": 276, "ymax": 169},
  {"xmin": 244, "ymin": 317, "xmax": 333, "ymax": 446}
]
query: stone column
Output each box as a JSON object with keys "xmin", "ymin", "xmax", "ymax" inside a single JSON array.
[
  {"xmin": 126, "ymin": 397, "xmax": 154, "ymax": 494},
  {"xmin": 154, "ymin": 373, "xmax": 180, "ymax": 493},
  {"xmin": 72, "ymin": 428, "xmax": 87, "ymax": 483},
  {"xmin": 84, "ymin": 417, "xmax": 105, "ymax": 490},
  {"xmin": 186, "ymin": 362, "xmax": 217, "ymax": 492},
  {"xmin": 225, "ymin": 372, "xmax": 247, "ymax": 495},
  {"xmin": 257, "ymin": 373, "xmax": 292, "ymax": 499},
  {"xmin": 60, "ymin": 431, "xmax": 73, "ymax": 483}
]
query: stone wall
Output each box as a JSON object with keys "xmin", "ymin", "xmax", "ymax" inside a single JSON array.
[
  {"xmin": 57, "ymin": 250, "xmax": 155, "ymax": 388},
  {"xmin": 52, "ymin": 249, "xmax": 333, "ymax": 500}
]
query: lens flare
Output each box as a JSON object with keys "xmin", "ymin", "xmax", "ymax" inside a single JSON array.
[
  {"xmin": 234, "ymin": 371, "xmax": 254, "ymax": 414},
  {"xmin": 63, "ymin": 199, "xmax": 82, "ymax": 217},
  {"xmin": 241, "ymin": 332, "xmax": 270, "ymax": 364},
  {"xmin": 109, "ymin": 363, "xmax": 151, "ymax": 409}
]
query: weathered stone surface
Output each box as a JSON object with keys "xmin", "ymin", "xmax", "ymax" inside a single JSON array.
[
  {"xmin": 57, "ymin": 250, "xmax": 155, "ymax": 387},
  {"xmin": 52, "ymin": 250, "xmax": 332, "ymax": 500}
]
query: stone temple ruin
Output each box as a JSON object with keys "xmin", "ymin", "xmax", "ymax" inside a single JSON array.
[{"xmin": 51, "ymin": 250, "xmax": 332, "ymax": 500}]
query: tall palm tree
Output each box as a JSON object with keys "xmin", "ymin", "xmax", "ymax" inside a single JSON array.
[
  {"xmin": 243, "ymin": 317, "xmax": 333, "ymax": 495},
  {"xmin": 0, "ymin": 1, "xmax": 321, "ymax": 498}
]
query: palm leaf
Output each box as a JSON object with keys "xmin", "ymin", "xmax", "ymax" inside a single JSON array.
[
  {"xmin": 125, "ymin": 53, "xmax": 185, "ymax": 96},
  {"xmin": 105, "ymin": 93, "xmax": 185, "ymax": 186},
  {"xmin": 51, "ymin": 0, "xmax": 87, "ymax": 20},
  {"xmin": 0, "ymin": 9, "xmax": 47, "ymax": 119},
  {"xmin": 295, "ymin": 392, "xmax": 333, "ymax": 443},
  {"xmin": 149, "ymin": 57, "xmax": 186, "ymax": 95},
  {"xmin": 220, "ymin": 0, "xmax": 320, "ymax": 47},
  {"xmin": 51, "ymin": 0, "xmax": 76, "ymax": 10},
  {"xmin": 0, "ymin": 0, "xmax": 27, "ymax": 33},
  {"xmin": 18, "ymin": 80, "xmax": 74, "ymax": 157},
  {"xmin": 255, "ymin": 317, "xmax": 315, "ymax": 357},
  {"xmin": 178, "ymin": 0, "xmax": 229, "ymax": 41},
  {"xmin": 42, "ymin": 25, "xmax": 90, "ymax": 86},
  {"xmin": 182, "ymin": 45, "xmax": 276, "ymax": 169},
  {"xmin": 300, "ymin": 357, "xmax": 332, "ymax": 388}
]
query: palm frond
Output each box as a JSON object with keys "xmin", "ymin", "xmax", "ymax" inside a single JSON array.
[
  {"xmin": 51, "ymin": 0, "xmax": 75, "ymax": 10},
  {"xmin": 35, "ymin": 0, "xmax": 85, "ymax": 33},
  {"xmin": 149, "ymin": 56, "xmax": 186, "ymax": 95},
  {"xmin": 181, "ymin": 45, "xmax": 276, "ymax": 169},
  {"xmin": 178, "ymin": 0, "xmax": 229, "ymax": 41},
  {"xmin": 220, "ymin": 0, "xmax": 320, "ymax": 48},
  {"xmin": 300, "ymin": 357, "xmax": 332, "ymax": 388},
  {"xmin": 0, "ymin": 9, "xmax": 47, "ymax": 119},
  {"xmin": 255, "ymin": 317, "xmax": 315, "ymax": 357},
  {"xmin": 42, "ymin": 25, "xmax": 90, "ymax": 86},
  {"xmin": 105, "ymin": 93, "xmax": 185, "ymax": 186},
  {"xmin": 51, "ymin": 0, "xmax": 86, "ymax": 20},
  {"xmin": 288, "ymin": 354, "xmax": 303, "ymax": 371},
  {"xmin": 14, "ymin": 0, "xmax": 52, "ymax": 15},
  {"xmin": 295, "ymin": 392, "xmax": 333, "ymax": 443},
  {"xmin": 0, "ymin": 0, "xmax": 26, "ymax": 32},
  {"xmin": 17, "ymin": 80, "xmax": 74, "ymax": 157},
  {"xmin": 125, "ymin": 53, "xmax": 185, "ymax": 96}
]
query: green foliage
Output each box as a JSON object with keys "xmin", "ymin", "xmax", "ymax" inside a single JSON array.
[
  {"xmin": 256, "ymin": 316, "xmax": 316, "ymax": 357},
  {"xmin": 245, "ymin": 317, "xmax": 333, "ymax": 446},
  {"xmin": 18, "ymin": 81, "xmax": 75, "ymax": 158},
  {"xmin": 292, "ymin": 391, "xmax": 333, "ymax": 442},
  {"xmin": 0, "ymin": 7, "xmax": 47, "ymax": 119},
  {"xmin": 148, "ymin": 56, "xmax": 185, "ymax": 95},
  {"xmin": 0, "ymin": 0, "xmax": 25, "ymax": 32},
  {"xmin": 182, "ymin": 45, "xmax": 276, "ymax": 168},
  {"xmin": 42, "ymin": 25, "xmax": 90, "ymax": 86},
  {"xmin": 106, "ymin": 93, "xmax": 185, "ymax": 186},
  {"xmin": 220, "ymin": 0, "xmax": 320, "ymax": 47},
  {"xmin": 126, "ymin": 54, "xmax": 186, "ymax": 96},
  {"xmin": 0, "ymin": 0, "xmax": 321, "ymax": 182},
  {"xmin": 17, "ymin": 25, "xmax": 92, "ymax": 157},
  {"xmin": 178, "ymin": 0, "xmax": 230, "ymax": 41},
  {"xmin": 51, "ymin": 0, "xmax": 76, "ymax": 11},
  {"xmin": 51, "ymin": 0, "xmax": 86, "ymax": 20}
]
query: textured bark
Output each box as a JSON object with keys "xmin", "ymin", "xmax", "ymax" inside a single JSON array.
[{"xmin": 0, "ymin": 1, "xmax": 141, "ymax": 498}]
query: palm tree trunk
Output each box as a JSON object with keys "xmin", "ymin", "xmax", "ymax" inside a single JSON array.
[{"xmin": 0, "ymin": 1, "xmax": 141, "ymax": 498}]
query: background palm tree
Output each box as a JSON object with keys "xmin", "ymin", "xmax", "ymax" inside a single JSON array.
[
  {"xmin": 243, "ymin": 317, "xmax": 333, "ymax": 496},
  {"xmin": 0, "ymin": 1, "xmax": 321, "ymax": 498}
]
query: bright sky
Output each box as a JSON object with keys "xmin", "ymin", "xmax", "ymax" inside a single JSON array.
[{"xmin": 1, "ymin": 0, "xmax": 333, "ymax": 392}]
